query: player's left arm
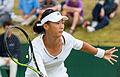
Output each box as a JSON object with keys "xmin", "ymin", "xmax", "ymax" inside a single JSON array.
[{"xmin": 80, "ymin": 42, "xmax": 118, "ymax": 65}]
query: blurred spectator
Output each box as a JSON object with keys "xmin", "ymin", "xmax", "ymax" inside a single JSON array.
[
  {"xmin": 12, "ymin": 0, "xmax": 39, "ymax": 26},
  {"xmin": 87, "ymin": 0, "xmax": 119, "ymax": 32},
  {"xmin": 0, "ymin": 0, "xmax": 14, "ymax": 27},
  {"xmin": 60, "ymin": 0, "xmax": 66, "ymax": 11},
  {"xmin": 0, "ymin": 21, "xmax": 21, "ymax": 77},
  {"xmin": 62, "ymin": 0, "xmax": 84, "ymax": 34},
  {"xmin": 38, "ymin": 0, "xmax": 59, "ymax": 21}
]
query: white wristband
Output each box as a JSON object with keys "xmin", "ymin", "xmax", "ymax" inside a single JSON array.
[{"xmin": 95, "ymin": 48, "xmax": 105, "ymax": 58}]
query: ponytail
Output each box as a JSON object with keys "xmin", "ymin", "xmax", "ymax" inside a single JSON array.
[{"xmin": 33, "ymin": 21, "xmax": 45, "ymax": 34}]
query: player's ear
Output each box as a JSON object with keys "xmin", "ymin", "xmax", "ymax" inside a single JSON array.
[{"xmin": 43, "ymin": 24, "xmax": 49, "ymax": 30}]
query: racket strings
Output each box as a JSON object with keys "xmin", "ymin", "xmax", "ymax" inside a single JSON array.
[
  {"xmin": 7, "ymin": 36, "xmax": 17, "ymax": 58},
  {"xmin": 6, "ymin": 28, "xmax": 31, "ymax": 64}
]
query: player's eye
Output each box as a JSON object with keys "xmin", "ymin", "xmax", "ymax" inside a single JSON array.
[{"xmin": 56, "ymin": 22, "xmax": 60, "ymax": 24}]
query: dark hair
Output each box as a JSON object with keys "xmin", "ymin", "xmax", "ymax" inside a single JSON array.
[
  {"xmin": 3, "ymin": 21, "xmax": 13, "ymax": 28},
  {"xmin": 33, "ymin": 9, "xmax": 56, "ymax": 34}
]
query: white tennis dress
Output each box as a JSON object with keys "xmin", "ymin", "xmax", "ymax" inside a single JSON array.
[{"xmin": 25, "ymin": 31, "xmax": 83, "ymax": 77}]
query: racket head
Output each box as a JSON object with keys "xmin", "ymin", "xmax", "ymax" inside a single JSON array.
[
  {"xmin": 3, "ymin": 26, "xmax": 44, "ymax": 77},
  {"xmin": 3, "ymin": 26, "xmax": 33, "ymax": 65}
]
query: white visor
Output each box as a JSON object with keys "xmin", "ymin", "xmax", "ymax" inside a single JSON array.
[{"xmin": 37, "ymin": 11, "xmax": 68, "ymax": 26}]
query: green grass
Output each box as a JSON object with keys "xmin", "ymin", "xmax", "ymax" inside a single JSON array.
[{"xmin": 0, "ymin": 0, "xmax": 120, "ymax": 46}]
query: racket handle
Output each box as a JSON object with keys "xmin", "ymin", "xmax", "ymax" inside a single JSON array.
[{"xmin": 39, "ymin": 71, "xmax": 44, "ymax": 77}]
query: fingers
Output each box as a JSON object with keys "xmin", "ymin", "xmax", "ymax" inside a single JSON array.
[
  {"xmin": 108, "ymin": 59, "xmax": 114, "ymax": 65},
  {"xmin": 104, "ymin": 47, "xmax": 119, "ymax": 65},
  {"xmin": 111, "ymin": 57, "xmax": 117, "ymax": 62},
  {"xmin": 108, "ymin": 47, "xmax": 116, "ymax": 51},
  {"xmin": 111, "ymin": 49, "xmax": 118, "ymax": 54},
  {"xmin": 111, "ymin": 55, "xmax": 118, "ymax": 58},
  {"xmin": 108, "ymin": 47, "xmax": 118, "ymax": 54},
  {"xmin": 107, "ymin": 58, "xmax": 118, "ymax": 65},
  {"xmin": 108, "ymin": 56, "xmax": 118, "ymax": 65}
]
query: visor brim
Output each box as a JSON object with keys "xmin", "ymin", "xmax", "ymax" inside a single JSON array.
[{"xmin": 49, "ymin": 16, "xmax": 68, "ymax": 22}]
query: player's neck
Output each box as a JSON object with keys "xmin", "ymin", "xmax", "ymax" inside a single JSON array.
[{"xmin": 43, "ymin": 35, "xmax": 62, "ymax": 48}]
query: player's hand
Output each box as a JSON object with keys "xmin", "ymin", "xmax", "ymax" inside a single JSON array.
[{"xmin": 103, "ymin": 47, "xmax": 118, "ymax": 65}]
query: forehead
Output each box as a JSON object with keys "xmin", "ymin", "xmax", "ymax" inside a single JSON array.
[{"xmin": 50, "ymin": 19, "xmax": 64, "ymax": 23}]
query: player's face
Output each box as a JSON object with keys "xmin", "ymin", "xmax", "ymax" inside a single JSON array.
[{"xmin": 46, "ymin": 20, "xmax": 65, "ymax": 37}]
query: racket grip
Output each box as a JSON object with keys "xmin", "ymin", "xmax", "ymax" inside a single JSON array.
[{"xmin": 39, "ymin": 71, "xmax": 44, "ymax": 77}]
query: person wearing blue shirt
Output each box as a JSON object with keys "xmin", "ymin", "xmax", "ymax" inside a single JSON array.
[
  {"xmin": 0, "ymin": 21, "xmax": 21, "ymax": 77},
  {"xmin": 12, "ymin": 0, "xmax": 39, "ymax": 26}
]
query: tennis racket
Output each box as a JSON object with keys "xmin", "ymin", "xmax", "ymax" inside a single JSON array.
[{"xmin": 3, "ymin": 26, "xmax": 43, "ymax": 77}]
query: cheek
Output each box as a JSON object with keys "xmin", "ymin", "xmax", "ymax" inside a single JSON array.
[
  {"xmin": 51, "ymin": 25, "xmax": 59, "ymax": 30},
  {"xmin": 49, "ymin": 26, "xmax": 59, "ymax": 34},
  {"xmin": 48, "ymin": 23, "xmax": 60, "ymax": 33},
  {"xmin": 61, "ymin": 24, "xmax": 64, "ymax": 29}
]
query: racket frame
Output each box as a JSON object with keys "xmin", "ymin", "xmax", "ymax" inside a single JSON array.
[{"xmin": 3, "ymin": 26, "xmax": 43, "ymax": 77}]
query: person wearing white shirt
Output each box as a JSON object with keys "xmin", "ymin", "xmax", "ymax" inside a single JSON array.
[
  {"xmin": 0, "ymin": 0, "xmax": 14, "ymax": 14},
  {"xmin": 0, "ymin": 0, "xmax": 14, "ymax": 27},
  {"xmin": 25, "ymin": 9, "xmax": 118, "ymax": 77}
]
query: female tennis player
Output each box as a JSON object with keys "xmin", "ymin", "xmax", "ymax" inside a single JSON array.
[{"xmin": 25, "ymin": 9, "xmax": 118, "ymax": 77}]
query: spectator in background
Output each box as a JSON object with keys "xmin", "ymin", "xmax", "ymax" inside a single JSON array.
[
  {"xmin": 62, "ymin": 0, "xmax": 84, "ymax": 34},
  {"xmin": 87, "ymin": 0, "xmax": 119, "ymax": 32},
  {"xmin": 12, "ymin": 0, "xmax": 39, "ymax": 26},
  {"xmin": 104, "ymin": 0, "xmax": 119, "ymax": 19},
  {"xmin": 0, "ymin": 0, "xmax": 14, "ymax": 27},
  {"xmin": 38, "ymin": 0, "xmax": 59, "ymax": 21},
  {"xmin": 0, "ymin": 21, "xmax": 21, "ymax": 77},
  {"xmin": 60, "ymin": 0, "xmax": 66, "ymax": 11}
]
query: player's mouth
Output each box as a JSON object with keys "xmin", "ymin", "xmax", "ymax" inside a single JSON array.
[{"xmin": 59, "ymin": 31, "xmax": 63, "ymax": 33}]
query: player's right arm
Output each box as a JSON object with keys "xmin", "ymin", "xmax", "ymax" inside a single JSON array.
[{"xmin": 25, "ymin": 45, "xmax": 48, "ymax": 77}]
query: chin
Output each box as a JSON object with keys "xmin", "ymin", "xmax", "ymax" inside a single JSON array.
[
  {"xmin": 58, "ymin": 34, "xmax": 62, "ymax": 37},
  {"xmin": 57, "ymin": 33, "xmax": 63, "ymax": 37}
]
